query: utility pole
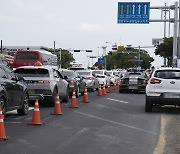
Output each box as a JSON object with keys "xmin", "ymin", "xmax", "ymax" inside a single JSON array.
[
  {"xmin": 1, "ymin": 40, "xmax": 2, "ymax": 54},
  {"xmin": 54, "ymin": 41, "xmax": 56, "ymax": 54},
  {"xmin": 59, "ymin": 48, "xmax": 62, "ymax": 69}
]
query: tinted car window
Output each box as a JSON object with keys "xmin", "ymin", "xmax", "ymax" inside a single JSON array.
[
  {"xmin": 16, "ymin": 52, "xmax": 38, "ymax": 59},
  {"xmin": 154, "ymin": 70, "xmax": 180, "ymax": 79},
  {"xmin": 15, "ymin": 68, "xmax": 49, "ymax": 77},
  {"xmin": 61, "ymin": 71, "xmax": 76, "ymax": 78},
  {"xmin": 78, "ymin": 72, "xmax": 91, "ymax": 76},
  {"xmin": 93, "ymin": 71, "xmax": 103, "ymax": 75}
]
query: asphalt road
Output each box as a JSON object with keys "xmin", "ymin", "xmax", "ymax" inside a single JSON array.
[{"xmin": 0, "ymin": 88, "xmax": 180, "ymax": 154}]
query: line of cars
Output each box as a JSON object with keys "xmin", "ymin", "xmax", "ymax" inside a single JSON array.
[{"xmin": 0, "ymin": 63, "xmax": 123, "ymax": 117}]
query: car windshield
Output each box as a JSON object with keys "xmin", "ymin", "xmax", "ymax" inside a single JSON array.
[
  {"xmin": 16, "ymin": 52, "xmax": 39, "ymax": 59},
  {"xmin": 106, "ymin": 72, "xmax": 113, "ymax": 75},
  {"xmin": 14, "ymin": 68, "xmax": 49, "ymax": 77},
  {"xmin": 77, "ymin": 71, "xmax": 91, "ymax": 76},
  {"xmin": 93, "ymin": 70, "xmax": 103, "ymax": 75},
  {"xmin": 61, "ymin": 71, "xmax": 76, "ymax": 78},
  {"xmin": 154, "ymin": 70, "xmax": 180, "ymax": 79}
]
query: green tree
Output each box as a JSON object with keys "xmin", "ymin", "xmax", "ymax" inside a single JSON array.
[
  {"xmin": 106, "ymin": 49, "xmax": 154, "ymax": 70},
  {"xmin": 47, "ymin": 48, "xmax": 75, "ymax": 68},
  {"xmin": 155, "ymin": 37, "xmax": 173, "ymax": 66}
]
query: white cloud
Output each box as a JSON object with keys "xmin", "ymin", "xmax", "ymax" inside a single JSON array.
[{"xmin": 80, "ymin": 23, "xmax": 104, "ymax": 32}]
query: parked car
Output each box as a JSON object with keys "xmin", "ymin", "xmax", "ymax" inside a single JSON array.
[
  {"xmin": 77, "ymin": 70, "xmax": 99, "ymax": 91},
  {"xmin": 119, "ymin": 71, "xmax": 147, "ymax": 93},
  {"xmin": 60, "ymin": 69, "xmax": 86, "ymax": 97},
  {"xmin": 92, "ymin": 70, "xmax": 110, "ymax": 87},
  {"xmin": 106, "ymin": 70, "xmax": 118, "ymax": 85},
  {"xmin": 14, "ymin": 65, "xmax": 69, "ymax": 105},
  {"xmin": 145, "ymin": 67, "xmax": 180, "ymax": 112},
  {"xmin": 0, "ymin": 64, "xmax": 29, "ymax": 117}
]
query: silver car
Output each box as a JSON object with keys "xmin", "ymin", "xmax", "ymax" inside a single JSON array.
[
  {"xmin": 77, "ymin": 70, "xmax": 99, "ymax": 92},
  {"xmin": 14, "ymin": 65, "xmax": 69, "ymax": 105}
]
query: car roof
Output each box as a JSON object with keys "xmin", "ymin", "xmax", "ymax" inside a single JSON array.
[
  {"xmin": 15, "ymin": 65, "xmax": 58, "ymax": 70},
  {"xmin": 155, "ymin": 67, "xmax": 180, "ymax": 71}
]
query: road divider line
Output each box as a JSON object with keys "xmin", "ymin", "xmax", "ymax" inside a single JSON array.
[
  {"xmin": 107, "ymin": 98, "xmax": 129, "ymax": 104},
  {"xmin": 75, "ymin": 111, "xmax": 157, "ymax": 135},
  {"xmin": 5, "ymin": 121, "xmax": 21, "ymax": 124},
  {"xmin": 97, "ymin": 104, "xmax": 125, "ymax": 112}
]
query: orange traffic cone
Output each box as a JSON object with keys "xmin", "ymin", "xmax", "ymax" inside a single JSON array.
[
  {"xmin": 97, "ymin": 85, "xmax": 102, "ymax": 96},
  {"xmin": 29, "ymin": 99, "xmax": 42, "ymax": 125},
  {"xmin": 107, "ymin": 83, "xmax": 111, "ymax": 93},
  {"xmin": 51, "ymin": 93, "xmax": 63, "ymax": 115},
  {"xmin": 0, "ymin": 106, "xmax": 8, "ymax": 140},
  {"xmin": 69, "ymin": 90, "xmax": 78, "ymax": 108},
  {"xmin": 102, "ymin": 84, "xmax": 106, "ymax": 95},
  {"xmin": 82, "ymin": 87, "xmax": 90, "ymax": 103},
  {"xmin": 114, "ymin": 82, "xmax": 117, "ymax": 90}
]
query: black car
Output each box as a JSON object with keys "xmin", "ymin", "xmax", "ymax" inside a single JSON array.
[
  {"xmin": 119, "ymin": 71, "xmax": 148, "ymax": 93},
  {"xmin": 0, "ymin": 64, "xmax": 29, "ymax": 117},
  {"xmin": 60, "ymin": 69, "xmax": 86, "ymax": 97}
]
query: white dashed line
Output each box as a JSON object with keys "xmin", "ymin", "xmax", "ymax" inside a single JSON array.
[{"xmin": 107, "ymin": 98, "xmax": 129, "ymax": 104}]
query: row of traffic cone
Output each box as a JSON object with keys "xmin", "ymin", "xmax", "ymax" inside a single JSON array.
[{"xmin": 0, "ymin": 83, "xmax": 119, "ymax": 140}]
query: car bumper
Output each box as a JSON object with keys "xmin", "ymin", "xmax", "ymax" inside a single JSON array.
[{"xmin": 120, "ymin": 84, "xmax": 146, "ymax": 91}]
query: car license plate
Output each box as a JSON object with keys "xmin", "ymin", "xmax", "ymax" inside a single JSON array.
[
  {"xmin": 28, "ymin": 89, "xmax": 35, "ymax": 94},
  {"xmin": 129, "ymin": 86, "xmax": 137, "ymax": 89},
  {"xmin": 164, "ymin": 93, "xmax": 180, "ymax": 98}
]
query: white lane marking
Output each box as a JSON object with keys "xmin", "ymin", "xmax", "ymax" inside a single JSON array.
[
  {"xmin": 107, "ymin": 98, "xmax": 129, "ymax": 104},
  {"xmin": 97, "ymin": 104, "xmax": 125, "ymax": 112},
  {"xmin": 75, "ymin": 111, "xmax": 157, "ymax": 135},
  {"xmin": 5, "ymin": 121, "xmax": 21, "ymax": 124},
  {"xmin": 56, "ymin": 128, "xmax": 89, "ymax": 150}
]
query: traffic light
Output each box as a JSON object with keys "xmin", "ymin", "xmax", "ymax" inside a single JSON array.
[
  {"xmin": 86, "ymin": 50, "xmax": 92, "ymax": 52},
  {"xmin": 74, "ymin": 50, "xmax": 81, "ymax": 52}
]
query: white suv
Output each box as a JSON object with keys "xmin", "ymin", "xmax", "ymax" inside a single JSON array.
[{"xmin": 145, "ymin": 67, "xmax": 180, "ymax": 112}]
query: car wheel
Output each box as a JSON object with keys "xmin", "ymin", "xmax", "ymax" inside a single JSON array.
[
  {"xmin": 76, "ymin": 86, "xmax": 80, "ymax": 98},
  {"xmin": 49, "ymin": 88, "xmax": 58, "ymax": 106},
  {"xmin": 63, "ymin": 88, "xmax": 70, "ymax": 102},
  {"xmin": 0, "ymin": 96, "xmax": 6, "ymax": 118},
  {"xmin": 17, "ymin": 92, "xmax": 29, "ymax": 115},
  {"xmin": 145, "ymin": 95, "xmax": 153, "ymax": 112}
]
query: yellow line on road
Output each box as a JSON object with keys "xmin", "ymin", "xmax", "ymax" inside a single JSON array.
[{"xmin": 153, "ymin": 115, "xmax": 166, "ymax": 154}]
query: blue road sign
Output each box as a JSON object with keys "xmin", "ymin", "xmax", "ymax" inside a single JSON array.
[
  {"xmin": 117, "ymin": 2, "xmax": 150, "ymax": 24},
  {"xmin": 98, "ymin": 57, "xmax": 105, "ymax": 63}
]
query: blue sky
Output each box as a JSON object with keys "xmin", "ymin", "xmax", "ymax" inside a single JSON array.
[{"xmin": 0, "ymin": 0, "xmax": 177, "ymax": 68}]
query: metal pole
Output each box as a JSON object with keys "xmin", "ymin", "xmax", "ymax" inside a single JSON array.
[
  {"xmin": 178, "ymin": 0, "xmax": 180, "ymax": 60},
  {"xmin": 138, "ymin": 46, "xmax": 141, "ymax": 67},
  {"xmin": 102, "ymin": 46, "xmax": 107, "ymax": 69},
  {"xmin": 1, "ymin": 40, "xmax": 2, "ymax": 54},
  {"xmin": 54, "ymin": 41, "xmax": 55, "ymax": 54},
  {"xmin": 59, "ymin": 48, "xmax": 62, "ymax": 69},
  {"xmin": 173, "ymin": 2, "xmax": 178, "ymax": 66},
  {"xmin": 164, "ymin": 3, "xmax": 167, "ymax": 66}
]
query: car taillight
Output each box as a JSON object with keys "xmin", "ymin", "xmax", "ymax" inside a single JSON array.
[
  {"xmin": 150, "ymin": 78, "xmax": 162, "ymax": 84},
  {"xmin": 38, "ymin": 80, "xmax": 50, "ymax": 84},
  {"xmin": 86, "ymin": 77, "xmax": 92, "ymax": 80}
]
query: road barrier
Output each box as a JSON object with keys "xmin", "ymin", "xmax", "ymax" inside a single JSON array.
[
  {"xmin": 102, "ymin": 84, "xmax": 106, "ymax": 95},
  {"xmin": 51, "ymin": 93, "xmax": 63, "ymax": 115},
  {"xmin": 29, "ymin": 99, "xmax": 42, "ymax": 125},
  {"xmin": 69, "ymin": 90, "xmax": 78, "ymax": 108},
  {"xmin": 107, "ymin": 83, "xmax": 111, "ymax": 93},
  {"xmin": 97, "ymin": 85, "xmax": 102, "ymax": 96},
  {"xmin": 82, "ymin": 87, "xmax": 90, "ymax": 103},
  {"xmin": 0, "ymin": 106, "xmax": 8, "ymax": 140}
]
